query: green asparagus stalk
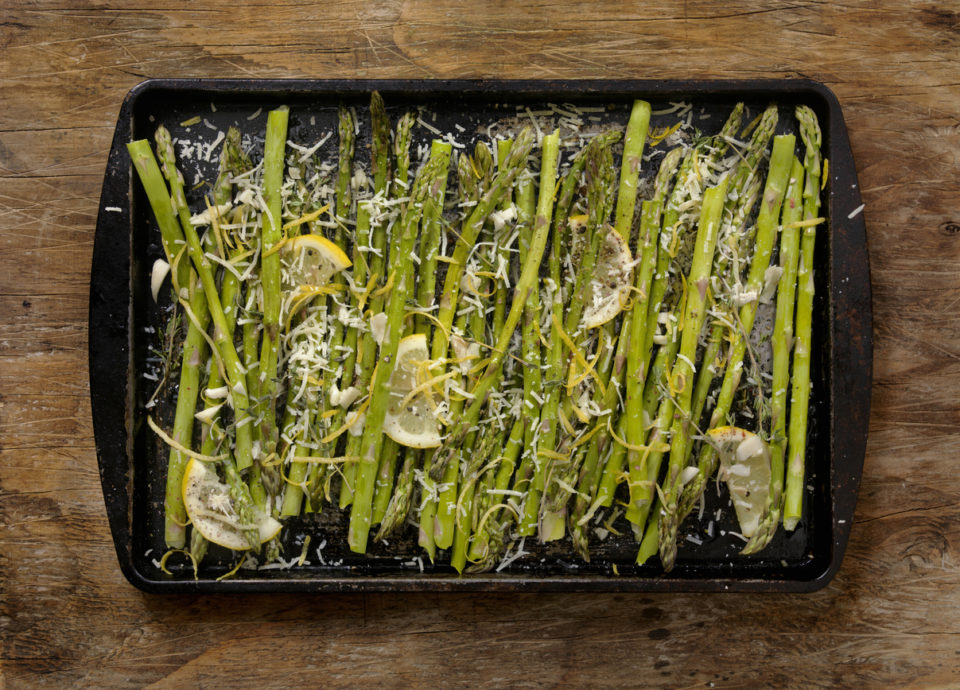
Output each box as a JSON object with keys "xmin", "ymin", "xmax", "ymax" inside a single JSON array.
[
  {"xmin": 126, "ymin": 140, "xmax": 190, "ymax": 293},
  {"xmin": 621, "ymin": 197, "xmax": 668, "ymax": 516},
  {"xmin": 677, "ymin": 105, "xmax": 779, "ymax": 521},
  {"xmin": 653, "ymin": 175, "xmax": 729, "ymax": 572},
  {"xmin": 163, "ymin": 271, "xmax": 210, "ymax": 549},
  {"xmin": 451, "ymin": 426, "xmax": 505, "ymax": 573},
  {"xmin": 348, "ymin": 149, "xmax": 448, "ymax": 553},
  {"xmin": 593, "ymin": 147, "xmax": 699, "ymax": 511},
  {"xmin": 468, "ymin": 416, "xmax": 525, "ymax": 569},
  {"xmin": 340, "ymin": 94, "xmax": 394, "ymax": 510},
  {"xmin": 685, "ymin": 176, "xmax": 763, "ymax": 447},
  {"xmin": 195, "ymin": 134, "xmax": 261, "ymax": 551},
  {"xmin": 636, "ymin": 107, "xmax": 746, "ymax": 416},
  {"xmin": 375, "ymin": 446, "xmax": 416, "ymax": 541},
  {"xmin": 515, "ymin": 142, "xmax": 591, "ymax": 536},
  {"xmin": 663, "ymin": 134, "xmax": 796, "ymax": 569},
  {"xmin": 562, "ymin": 138, "xmax": 620, "ymax": 337},
  {"xmin": 515, "ymin": 153, "xmax": 542, "ymax": 480},
  {"xmin": 419, "ymin": 152, "xmax": 476, "ymax": 556},
  {"xmin": 783, "ymin": 105, "xmax": 822, "ymax": 531},
  {"xmin": 492, "ymin": 138, "xmax": 516, "ymax": 336},
  {"xmin": 537, "ymin": 137, "xmax": 620, "ymax": 533},
  {"xmin": 545, "ymin": 111, "xmax": 657, "ymax": 541},
  {"xmin": 134, "ymin": 132, "xmax": 256, "ymax": 475},
  {"xmin": 416, "ymin": 141, "xmax": 454, "ymax": 336},
  {"xmin": 464, "ymin": 143, "xmax": 530, "ymax": 562},
  {"xmin": 331, "ymin": 104, "xmax": 357, "ymax": 374},
  {"xmin": 636, "ymin": 496, "xmax": 661, "ymax": 564},
  {"xmin": 570, "ymin": 147, "xmax": 682, "ymax": 551},
  {"xmin": 372, "ymin": 439, "xmax": 402, "ymax": 526},
  {"xmin": 613, "ymin": 100, "xmax": 652, "ymax": 237},
  {"xmin": 420, "ymin": 130, "xmax": 535, "ymax": 552},
  {"xmin": 436, "ymin": 131, "xmax": 559, "ymax": 539},
  {"xmin": 198, "ymin": 286, "xmax": 261, "ymax": 553},
  {"xmin": 387, "ymin": 112, "xmax": 416, "ymax": 265},
  {"xmin": 127, "ymin": 139, "xmax": 199, "ymax": 548},
  {"xmin": 741, "ymin": 154, "xmax": 804, "ymax": 554},
  {"xmin": 437, "ymin": 133, "xmax": 560, "ymax": 548},
  {"xmin": 619, "ymin": 110, "xmax": 753, "ymax": 553},
  {"xmin": 431, "ymin": 342, "xmax": 468, "ymax": 551},
  {"xmin": 287, "ymin": 106, "xmax": 356, "ymax": 516},
  {"xmin": 430, "ymin": 127, "xmax": 535, "ymax": 363},
  {"xmin": 254, "ymin": 106, "xmax": 290, "ymax": 467}
]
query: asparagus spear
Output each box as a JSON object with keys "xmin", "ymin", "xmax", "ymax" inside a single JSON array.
[
  {"xmin": 492, "ymin": 138, "xmax": 516, "ymax": 336},
  {"xmin": 462, "ymin": 140, "xmax": 527, "ymax": 562},
  {"xmin": 617, "ymin": 110, "xmax": 747, "ymax": 554},
  {"xmin": 194, "ymin": 133, "xmax": 261, "ymax": 552},
  {"xmin": 435, "ymin": 131, "xmax": 560, "ymax": 534},
  {"xmin": 515, "ymin": 142, "xmax": 591, "ymax": 536},
  {"xmin": 133, "ymin": 131, "xmax": 256, "ymax": 477},
  {"xmin": 420, "ymin": 130, "xmax": 536, "ymax": 553},
  {"xmin": 467, "ymin": 417, "xmax": 525, "ymax": 569},
  {"xmin": 741, "ymin": 154, "xmax": 804, "ymax": 554},
  {"xmin": 429, "ymin": 152, "xmax": 491, "ymax": 552},
  {"xmin": 296, "ymin": 106, "xmax": 357, "ymax": 507},
  {"xmin": 126, "ymin": 140, "xmax": 191, "ymax": 293},
  {"xmin": 254, "ymin": 107, "xmax": 290, "ymax": 471},
  {"xmin": 512, "ymin": 155, "xmax": 541, "ymax": 509},
  {"xmin": 418, "ymin": 151, "xmax": 479, "ymax": 557},
  {"xmin": 127, "ymin": 139, "xmax": 200, "ymax": 548},
  {"xmin": 279, "ymin": 106, "xmax": 357, "ymax": 517},
  {"xmin": 348, "ymin": 150, "xmax": 448, "ymax": 553},
  {"xmin": 653, "ymin": 175, "xmax": 729, "ymax": 572},
  {"xmin": 387, "ymin": 112, "xmax": 416, "ymax": 265},
  {"xmin": 360, "ymin": 118, "xmax": 417, "ymax": 534},
  {"xmin": 162, "ymin": 272, "xmax": 210, "ymax": 549},
  {"xmin": 677, "ymin": 105, "xmax": 779, "ymax": 521},
  {"xmin": 375, "ymin": 448, "xmax": 416, "ymax": 541},
  {"xmin": 592, "ymin": 145, "xmax": 701, "ymax": 512},
  {"xmin": 537, "ymin": 133, "xmax": 620, "ymax": 542},
  {"xmin": 783, "ymin": 105, "xmax": 823, "ymax": 531},
  {"xmin": 340, "ymin": 94, "xmax": 394, "ymax": 510},
  {"xmin": 372, "ymin": 441, "xmax": 403, "ymax": 527},
  {"xmin": 416, "ymin": 142, "xmax": 454, "ymax": 336},
  {"xmin": 570, "ymin": 147, "xmax": 682, "ymax": 557},
  {"xmin": 660, "ymin": 134, "xmax": 796, "ymax": 570},
  {"xmin": 451, "ymin": 426, "xmax": 506, "ymax": 572},
  {"xmin": 430, "ymin": 127, "xmax": 535, "ymax": 363},
  {"xmin": 438, "ymin": 133, "xmax": 561, "ymax": 550},
  {"xmin": 613, "ymin": 99, "xmax": 652, "ymax": 237}
]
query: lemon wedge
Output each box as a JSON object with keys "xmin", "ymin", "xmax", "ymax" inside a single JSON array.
[
  {"xmin": 282, "ymin": 233, "xmax": 351, "ymax": 288},
  {"xmin": 181, "ymin": 458, "xmax": 282, "ymax": 550},
  {"xmin": 581, "ymin": 224, "xmax": 634, "ymax": 329},
  {"xmin": 706, "ymin": 426, "xmax": 771, "ymax": 539},
  {"xmin": 383, "ymin": 333, "xmax": 443, "ymax": 448}
]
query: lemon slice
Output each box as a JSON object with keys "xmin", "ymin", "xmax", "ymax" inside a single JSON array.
[
  {"xmin": 383, "ymin": 333, "xmax": 443, "ymax": 448},
  {"xmin": 282, "ymin": 233, "xmax": 351, "ymax": 288},
  {"xmin": 707, "ymin": 426, "xmax": 772, "ymax": 539},
  {"xmin": 181, "ymin": 458, "xmax": 282, "ymax": 550},
  {"xmin": 581, "ymin": 224, "xmax": 634, "ymax": 329}
]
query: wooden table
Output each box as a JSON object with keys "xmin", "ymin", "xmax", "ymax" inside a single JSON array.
[{"xmin": 2, "ymin": 2, "xmax": 957, "ymax": 686}]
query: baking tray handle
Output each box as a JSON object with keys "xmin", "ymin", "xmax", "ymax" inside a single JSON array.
[
  {"xmin": 822, "ymin": 85, "xmax": 872, "ymax": 587},
  {"xmin": 89, "ymin": 92, "xmax": 139, "ymax": 587}
]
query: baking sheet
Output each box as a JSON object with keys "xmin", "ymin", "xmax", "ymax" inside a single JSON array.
[{"xmin": 89, "ymin": 79, "xmax": 871, "ymax": 592}]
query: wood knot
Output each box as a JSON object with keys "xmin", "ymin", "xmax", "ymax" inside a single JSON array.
[{"xmin": 939, "ymin": 221, "xmax": 960, "ymax": 236}]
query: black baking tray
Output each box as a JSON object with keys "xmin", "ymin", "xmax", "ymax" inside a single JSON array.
[{"xmin": 89, "ymin": 78, "xmax": 871, "ymax": 593}]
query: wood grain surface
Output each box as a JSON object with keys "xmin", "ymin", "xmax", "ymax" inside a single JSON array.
[{"xmin": 2, "ymin": 1, "xmax": 959, "ymax": 686}]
